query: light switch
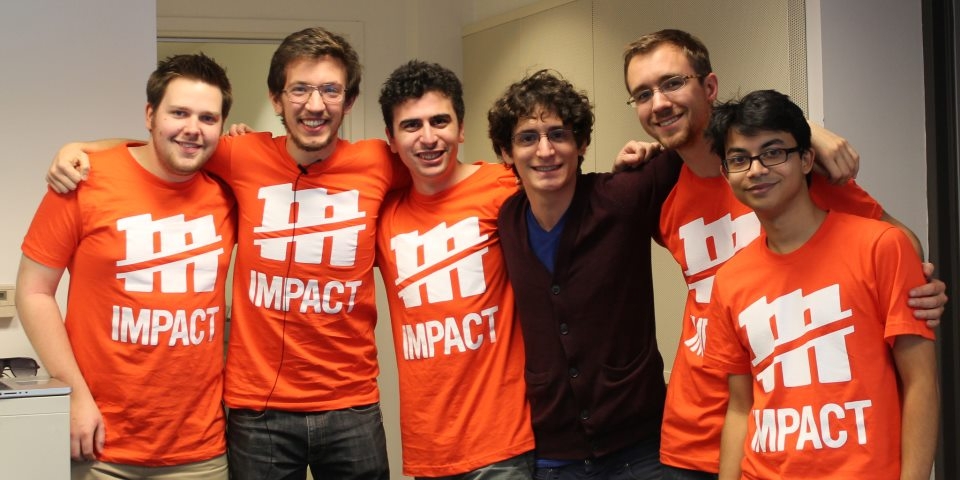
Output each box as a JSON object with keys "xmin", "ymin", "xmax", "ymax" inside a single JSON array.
[{"xmin": 0, "ymin": 284, "xmax": 15, "ymax": 318}]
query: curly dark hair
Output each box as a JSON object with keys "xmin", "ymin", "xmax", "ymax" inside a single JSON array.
[
  {"xmin": 147, "ymin": 53, "xmax": 232, "ymax": 119},
  {"xmin": 487, "ymin": 69, "xmax": 593, "ymax": 159},
  {"xmin": 378, "ymin": 60, "xmax": 464, "ymax": 135},
  {"xmin": 267, "ymin": 27, "xmax": 362, "ymax": 105}
]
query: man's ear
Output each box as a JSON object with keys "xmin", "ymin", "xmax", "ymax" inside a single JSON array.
[
  {"xmin": 342, "ymin": 96, "xmax": 356, "ymax": 115},
  {"xmin": 270, "ymin": 91, "xmax": 283, "ymax": 115},
  {"xmin": 577, "ymin": 141, "xmax": 588, "ymax": 157},
  {"xmin": 500, "ymin": 149, "xmax": 515, "ymax": 166},
  {"xmin": 144, "ymin": 103, "xmax": 155, "ymax": 132},
  {"xmin": 703, "ymin": 72, "xmax": 720, "ymax": 103},
  {"xmin": 385, "ymin": 127, "xmax": 398, "ymax": 154},
  {"xmin": 801, "ymin": 148, "xmax": 815, "ymax": 174}
]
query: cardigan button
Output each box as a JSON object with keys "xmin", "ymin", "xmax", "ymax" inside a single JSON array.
[
  {"xmin": 569, "ymin": 367, "xmax": 580, "ymax": 378},
  {"xmin": 551, "ymin": 285, "xmax": 560, "ymax": 295},
  {"xmin": 559, "ymin": 323, "xmax": 569, "ymax": 335},
  {"xmin": 579, "ymin": 409, "xmax": 590, "ymax": 420}
]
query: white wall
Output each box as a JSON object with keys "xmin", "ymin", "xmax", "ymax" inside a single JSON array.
[
  {"xmin": 814, "ymin": 0, "xmax": 928, "ymax": 252},
  {"xmin": 0, "ymin": 1, "xmax": 156, "ymax": 360}
]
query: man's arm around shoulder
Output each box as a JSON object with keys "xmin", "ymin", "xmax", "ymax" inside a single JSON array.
[{"xmin": 47, "ymin": 139, "xmax": 138, "ymax": 193}]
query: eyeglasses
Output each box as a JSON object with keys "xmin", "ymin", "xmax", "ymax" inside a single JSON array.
[
  {"xmin": 722, "ymin": 147, "xmax": 802, "ymax": 173},
  {"xmin": 283, "ymin": 83, "xmax": 345, "ymax": 105},
  {"xmin": 512, "ymin": 128, "xmax": 576, "ymax": 148},
  {"xmin": 0, "ymin": 357, "xmax": 39, "ymax": 378},
  {"xmin": 626, "ymin": 74, "xmax": 703, "ymax": 107}
]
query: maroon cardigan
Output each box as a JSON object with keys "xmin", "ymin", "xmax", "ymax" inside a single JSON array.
[{"xmin": 498, "ymin": 150, "xmax": 682, "ymax": 460}]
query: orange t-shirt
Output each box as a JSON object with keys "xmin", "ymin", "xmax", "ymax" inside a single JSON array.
[
  {"xmin": 21, "ymin": 144, "xmax": 236, "ymax": 466},
  {"xmin": 375, "ymin": 163, "xmax": 533, "ymax": 477},
  {"xmin": 207, "ymin": 134, "xmax": 406, "ymax": 410},
  {"xmin": 658, "ymin": 166, "xmax": 883, "ymax": 472},
  {"xmin": 705, "ymin": 211, "xmax": 933, "ymax": 479}
]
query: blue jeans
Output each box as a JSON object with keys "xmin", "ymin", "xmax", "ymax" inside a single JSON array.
[
  {"xmin": 532, "ymin": 438, "xmax": 661, "ymax": 479},
  {"xmin": 227, "ymin": 404, "xmax": 389, "ymax": 480},
  {"xmin": 416, "ymin": 451, "xmax": 534, "ymax": 480},
  {"xmin": 661, "ymin": 465, "xmax": 717, "ymax": 480}
]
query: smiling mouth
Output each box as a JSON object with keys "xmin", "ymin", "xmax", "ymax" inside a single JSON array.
[
  {"xmin": 654, "ymin": 112, "xmax": 682, "ymax": 128},
  {"xmin": 417, "ymin": 150, "xmax": 446, "ymax": 161},
  {"xmin": 175, "ymin": 140, "xmax": 202, "ymax": 152},
  {"xmin": 531, "ymin": 164, "xmax": 561, "ymax": 172},
  {"xmin": 301, "ymin": 118, "xmax": 329, "ymax": 128},
  {"xmin": 747, "ymin": 182, "xmax": 775, "ymax": 192}
]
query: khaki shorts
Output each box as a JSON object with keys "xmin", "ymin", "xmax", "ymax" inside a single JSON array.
[{"xmin": 71, "ymin": 453, "xmax": 227, "ymax": 480}]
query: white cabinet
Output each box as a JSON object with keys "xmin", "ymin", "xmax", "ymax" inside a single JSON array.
[{"xmin": 0, "ymin": 394, "xmax": 70, "ymax": 479}]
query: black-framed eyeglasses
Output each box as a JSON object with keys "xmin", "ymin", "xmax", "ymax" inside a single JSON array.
[
  {"xmin": 512, "ymin": 128, "xmax": 576, "ymax": 148},
  {"xmin": 626, "ymin": 74, "xmax": 703, "ymax": 107},
  {"xmin": 283, "ymin": 83, "xmax": 345, "ymax": 105},
  {"xmin": 722, "ymin": 146, "xmax": 803, "ymax": 173},
  {"xmin": 0, "ymin": 357, "xmax": 39, "ymax": 378}
]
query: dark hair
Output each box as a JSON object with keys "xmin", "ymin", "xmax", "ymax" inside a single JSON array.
[
  {"xmin": 146, "ymin": 53, "xmax": 232, "ymax": 118},
  {"xmin": 378, "ymin": 60, "xmax": 464, "ymax": 135},
  {"xmin": 623, "ymin": 29, "xmax": 712, "ymax": 92},
  {"xmin": 268, "ymin": 27, "xmax": 362, "ymax": 105},
  {"xmin": 487, "ymin": 69, "xmax": 593, "ymax": 158},
  {"xmin": 706, "ymin": 89, "xmax": 812, "ymax": 159}
]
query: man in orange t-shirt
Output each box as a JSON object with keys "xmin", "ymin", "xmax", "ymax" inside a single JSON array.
[
  {"xmin": 45, "ymin": 28, "xmax": 401, "ymax": 479},
  {"xmin": 704, "ymin": 89, "xmax": 938, "ymax": 479},
  {"xmin": 374, "ymin": 61, "xmax": 534, "ymax": 478},
  {"xmin": 619, "ymin": 29, "xmax": 947, "ymax": 480},
  {"xmin": 17, "ymin": 54, "xmax": 236, "ymax": 479}
]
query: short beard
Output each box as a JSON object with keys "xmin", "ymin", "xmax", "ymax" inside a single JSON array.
[
  {"xmin": 658, "ymin": 129, "xmax": 692, "ymax": 150},
  {"xmin": 281, "ymin": 115, "xmax": 331, "ymax": 153},
  {"xmin": 289, "ymin": 134, "xmax": 327, "ymax": 153}
]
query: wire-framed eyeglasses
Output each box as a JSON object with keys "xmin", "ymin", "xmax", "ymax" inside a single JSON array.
[
  {"xmin": 512, "ymin": 128, "xmax": 576, "ymax": 148},
  {"xmin": 626, "ymin": 74, "xmax": 703, "ymax": 107},
  {"xmin": 283, "ymin": 83, "xmax": 345, "ymax": 105}
]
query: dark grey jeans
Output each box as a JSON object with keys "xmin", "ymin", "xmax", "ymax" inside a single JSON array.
[
  {"xmin": 532, "ymin": 437, "xmax": 661, "ymax": 480},
  {"xmin": 661, "ymin": 465, "xmax": 718, "ymax": 480},
  {"xmin": 227, "ymin": 404, "xmax": 389, "ymax": 480},
  {"xmin": 416, "ymin": 451, "xmax": 535, "ymax": 480}
]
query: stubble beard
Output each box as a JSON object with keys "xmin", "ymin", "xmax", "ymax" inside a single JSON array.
[{"xmin": 281, "ymin": 114, "xmax": 336, "ymax": 154}]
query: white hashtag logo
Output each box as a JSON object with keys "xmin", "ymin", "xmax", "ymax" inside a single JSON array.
[
  {"xmin": 116, "ymin": 213, "xmax": 223, "ymax": 293},
  {"xmin": 253, "ymin": 183, "xmax": 366, "ymax": 266},
  {"xmin": 390, "ymin": 217, "xmax": 489, "ymax": 308},
  {"xmin": 738, "ymin": 285, "xmax": 854, "ymax": 392}
]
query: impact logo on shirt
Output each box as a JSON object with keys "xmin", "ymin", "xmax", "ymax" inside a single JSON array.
[
  {"xmin": 112, "ymin": 213, "xmax": 224, "ymax": 347},
  {"xmin": 679, "ymin": 212, "xmax": 760, "ymax": 303},
  {"xmin": 253, "ymin": 183, "xmax": 367, "ymax": 266},
  {"xmin": 116, "ymin": 213, "xmax": 223, "ymax": 292},
  {"xmin": 738, "ymin": 284, "xmax": 854, "ymax": 392},
  {"xmin": 737, "ymin": 284, "xmax": 872, "ymax": 453},
  {"xmin": 679, "ymin": 212, "xmax": 759, "ymax": 356},
  {"xmin": 390, "ymin": 217, "xmax": 489, "ymax": 307},
  {"xmin": 389, "ymin": 217, "xmax": 498, "ymax": 361}
]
